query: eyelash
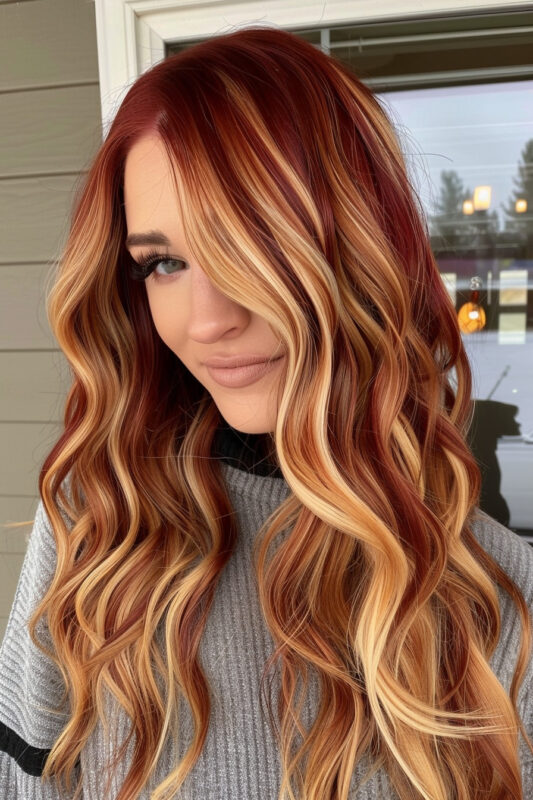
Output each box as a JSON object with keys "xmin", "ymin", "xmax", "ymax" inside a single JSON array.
[{"xmin": 128, "ymin": 248, "xmax": 188, "ymax": 282}]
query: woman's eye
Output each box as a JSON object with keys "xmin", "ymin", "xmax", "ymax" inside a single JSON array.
[
  {"xmin": 128, "ymin": 254, "xmax": 188, "ymax": 282},
  {"xmin": 152, "ymin": 258, "xmax": 187, "ymax": 278}
]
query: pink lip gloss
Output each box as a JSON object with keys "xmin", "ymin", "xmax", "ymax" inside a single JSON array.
[{"xmin": 206, "ymin": 356, "xmax": 284, "ymax": 388}]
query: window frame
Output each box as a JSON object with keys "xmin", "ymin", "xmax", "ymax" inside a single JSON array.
[{"xmin": 92, "ymin": 0, "xmax": 533, "ymax": 136}]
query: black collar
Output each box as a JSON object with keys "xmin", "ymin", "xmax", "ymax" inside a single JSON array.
[{"xmin": 212, "ymin": 422, "xmax": 283, "ymax": 478}]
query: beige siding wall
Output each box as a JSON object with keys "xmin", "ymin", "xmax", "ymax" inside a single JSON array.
[{"xmin": 0, "ymin": 0, "xmax": 102, "ymax": 639}]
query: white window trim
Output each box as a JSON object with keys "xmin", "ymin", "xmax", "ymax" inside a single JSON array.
[{"xmin": 93, "ymin": 0, "xmax": 533, "ymax": 136}]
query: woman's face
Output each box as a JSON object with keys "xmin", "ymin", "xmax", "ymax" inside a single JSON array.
[{"xmin": 123, "ymin": 134, "xmax": 285, "ymax": 434}]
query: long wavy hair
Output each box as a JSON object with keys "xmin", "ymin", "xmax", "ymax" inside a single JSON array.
[{"xmin": 27, "ymin": 24, "xmax": 532, "ymax": 800}]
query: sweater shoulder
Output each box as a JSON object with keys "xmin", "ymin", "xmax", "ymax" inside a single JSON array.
[
  {"xmin": 0, "ymin": 481, "xmax": 74, "ymax": 767},
  {"xmin": 468, "ymin": 508, "xmax": 533, "ymax": 606},
  {"xmin": 467, "ymin": 509, "xmax": 532, "ymax": 729}
]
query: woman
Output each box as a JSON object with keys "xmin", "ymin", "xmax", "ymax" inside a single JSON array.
[{"xmin": 0, "ymin": 25, "xmax": 531, "ymax": 800}]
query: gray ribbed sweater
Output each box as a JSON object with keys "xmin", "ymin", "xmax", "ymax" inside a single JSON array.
[{"xmin": 1, "ymin": 458, "xmax": 532, "ymax": 798}]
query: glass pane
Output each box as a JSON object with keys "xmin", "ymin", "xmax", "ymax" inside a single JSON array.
[
  {"xmin": 327, "ymin": 13, "xmax": 533, "ymax": 87},
  {"xmin": 378, "ymin": 79, "xmax": 533, "ymax": 537},
  {"xmin": 292, "ymin": 18, "xmax": 533, "ymax": 539}
]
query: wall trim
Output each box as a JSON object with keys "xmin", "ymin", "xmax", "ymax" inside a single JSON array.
[{"xmin": 94, "ymin": 0, "xmax": 533, "ymax": 134}]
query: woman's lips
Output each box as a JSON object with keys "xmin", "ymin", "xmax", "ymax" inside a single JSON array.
[{"xmin": 205, "ymin": 355, "xmax": 284, "ymax": 388}]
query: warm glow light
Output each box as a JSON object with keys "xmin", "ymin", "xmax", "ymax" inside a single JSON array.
[
  {"xmin": 457, "ymin": 302, "xmax": 486, "ymax": 333},
  {"xmin": 473, "ymin": 185, "xmax": 491, "ymax": 210},
  {"xmin": 515, "ymin": 198, "xmax": 527, "ymax": 213},
  {"xmin": 462, "ymin": 199, "xmax": 474, "ymax": 215}
]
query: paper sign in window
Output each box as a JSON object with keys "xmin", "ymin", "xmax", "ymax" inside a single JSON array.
[
  {"xmin": 499, "ymin": 270, "xmax": 528, "ymax": 306},
  {"xmin": 440, "ymin": 272, "xmax": 457, "ymax": 307},
  {"xmin": 498, "ymin": 312, "xmax": 527, "ymax": 345}
]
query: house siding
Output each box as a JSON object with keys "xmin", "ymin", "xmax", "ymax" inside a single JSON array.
[{"xmin": 0, "ymin": 0, "xmax": 102, "ymax": 639}]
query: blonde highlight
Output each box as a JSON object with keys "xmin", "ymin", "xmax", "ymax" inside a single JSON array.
[{"xmin": 26, "ymin": 26, "xmax": 532, "ymax": 800}]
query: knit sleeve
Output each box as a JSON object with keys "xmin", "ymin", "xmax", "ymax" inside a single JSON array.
[
  {"xmin": 470, "ymin": 509, "xmax": 533, "ymax": 797},
  {"xmin": 0, "ymin": 498, "xmax": 80, "ymax": 799}
]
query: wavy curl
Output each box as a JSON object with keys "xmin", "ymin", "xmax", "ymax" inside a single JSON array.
[{"xmin": 27, "ymin": 25, "xmax": 532, "ymax": 800}]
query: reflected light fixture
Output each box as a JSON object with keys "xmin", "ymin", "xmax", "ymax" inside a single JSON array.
[
  {"xmin": 473, "ymin": 185, "xmax": 492, "ymax": 210},
  {"xmin": 458, "ymin": 276, "xmax": 486, "ymax": 334}
]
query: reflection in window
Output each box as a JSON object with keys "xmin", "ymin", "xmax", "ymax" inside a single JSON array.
[{"xmin": 381, "ymin": 79, "xmax": 532, "ymax": 538}]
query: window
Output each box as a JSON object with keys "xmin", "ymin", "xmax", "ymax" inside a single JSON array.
[{"xmin": 167, "ymin": 10, "xmax": 533, "ymax": 538}]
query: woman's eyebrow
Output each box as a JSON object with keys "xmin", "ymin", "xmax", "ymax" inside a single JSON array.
[{"xmin": 125, "ymin": 230, "xmax": 172, "ymax": 249}]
